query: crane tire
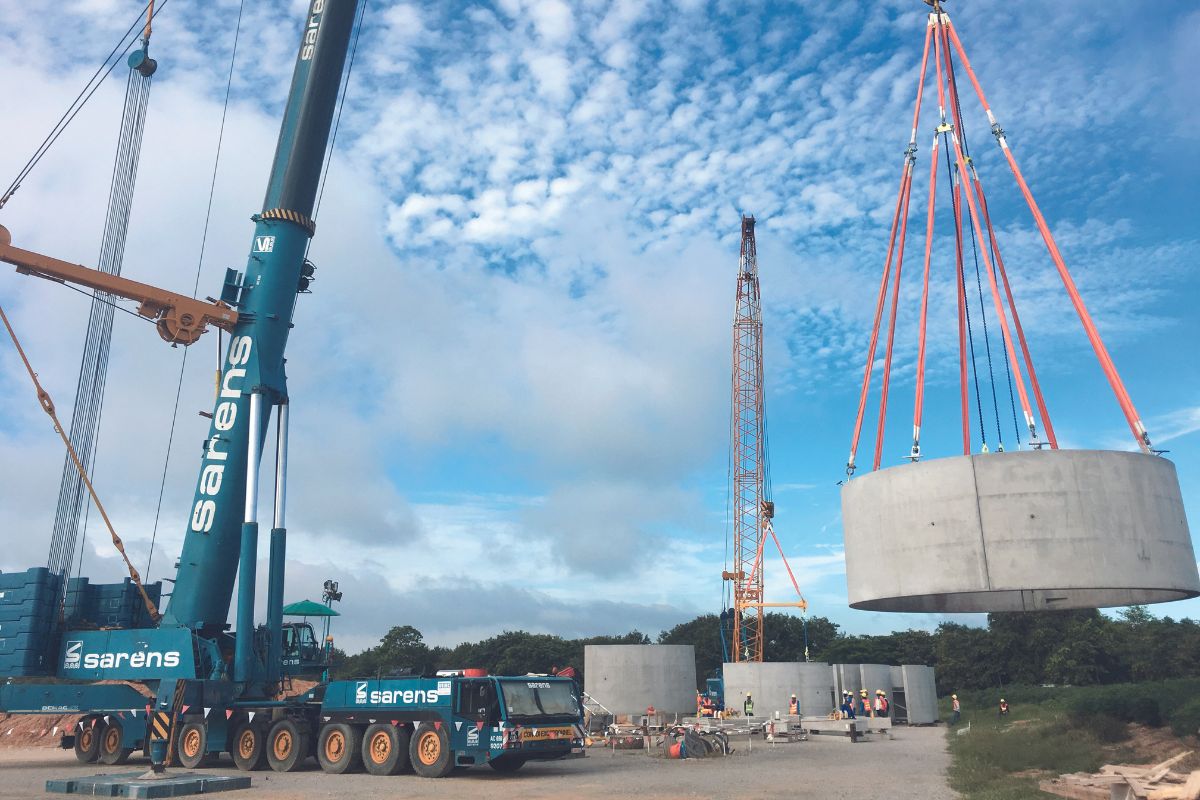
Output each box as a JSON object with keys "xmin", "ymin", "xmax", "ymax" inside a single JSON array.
[
  {"xmin": 317, "ymin": 723, "xmax": 362, "ymax": 774},
  {"xmin": 361, "ymin": 723, "xmax": 410, "ymax": 776},
  {"xmin": 266, "ymin": 719, "xmax": 309, "ymax": 773},
  {"xmin": 98, "ymin": 719, "xmax": 132, "ymax": 765},
  {"xmin": 409, "ymin": 723, "xmax": 453, "ymax": 778},
  {"xmin": 177, "ymin": 720, "xmax": 210, "ymax": 768},
  {"xmin": 230, "ymin": 722, "xmax": 268, "ymax": 771},
  {"xmin": 74, "ymin": 718, "xmax": 101, "ymax": 763}
]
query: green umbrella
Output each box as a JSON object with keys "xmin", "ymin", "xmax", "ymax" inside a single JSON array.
[{"xmin": 282, "ymin": 599, "xmax": 340, "ymax": 617}]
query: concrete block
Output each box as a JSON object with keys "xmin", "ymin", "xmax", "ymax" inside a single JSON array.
[{"xmin": 842, "ymin": 450, "xmax": 1200, "ymax": 612}]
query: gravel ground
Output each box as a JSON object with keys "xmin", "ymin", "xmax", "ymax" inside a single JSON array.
[{"xmin": 0, "ymin": 727, "xmax": 956, "ymax": 799}]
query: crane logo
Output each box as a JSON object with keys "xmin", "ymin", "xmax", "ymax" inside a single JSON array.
[
  {"xmin": 253, "ymin": 236, "xmax": 275, "ymax": 253},
  {"xmin": 301, "ymin": 0, "xmax": 325, "ymax": 61},
  {"xmin": 64, "ymin": 641, "xmax": 83, "ymax": 669},
  {"xmin": 61, "ymin": 641, "xmax": 181, "ymax": 671},
  {"xmin": 355, "ymin": 682, "xmax": 368, "ymax": 703},
  {"xmin": 190, "ymin": 336, "xmax": 253, "ymax": 534}
]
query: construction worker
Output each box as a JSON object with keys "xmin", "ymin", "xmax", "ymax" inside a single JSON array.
[
  {"xmin": 743, "ymin": 692, "xmax": 754, "ymax": 717},
  {"xmin": 998, "ymin": 698, "xmax": 1009, "ymax": 717},
  {"xmin": 839, "ymin": 691, "xmax": 856, "ymax": 719},
  {"xmin": 874, "ymin": 690, "xmax": 890, "ymax": 718},
  {"xmin": 789, "ymin": 693, "xmax": 799, "ymax": 715},
  {"xmin": 951, "ymin": 694, "xmax": 961, "ymax": 725},
  {"xmin": 859, "ymin": 689, "xmax": 872, "ymax": 717},
  {"xmin": 697, "ymin": 690, "xmax": 704, "ymax": 717}
]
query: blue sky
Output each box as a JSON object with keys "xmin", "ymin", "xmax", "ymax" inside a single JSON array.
[{"xmin": 0, "ymin": 0, "xmax": 1197, "ymax": 652}]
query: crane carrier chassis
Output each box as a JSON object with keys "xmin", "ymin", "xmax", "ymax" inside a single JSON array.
[{"xmin": 0, "ymin": 673, "xmax": 583, "ymax": 776}]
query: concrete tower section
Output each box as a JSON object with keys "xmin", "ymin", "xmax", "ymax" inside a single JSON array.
[
  {"xmin": 842, "ymin": 450, "xmax": 1200, "ymax": 612},
  {"xmin": 724, "ymin": 662, "xmax": 835, "ymax": 717},
  {"xmin": 584, "ymin": 645, "xmax": 696, "ymax": 717},
  {"xmin": 860, "ymin": 664, "xmax": 893, "ymax": 697},
  {"xmin": 902, "ymin": 665, "xmax": 938, "ymax": 724},
  {"xmin": 833, "ymin": 663, "xmax": 861, "ymax": 698}
]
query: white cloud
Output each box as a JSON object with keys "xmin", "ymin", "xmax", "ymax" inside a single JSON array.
[{"xmin": 3, "ymin": 0, "xmax": 1199, "ymax": 647}]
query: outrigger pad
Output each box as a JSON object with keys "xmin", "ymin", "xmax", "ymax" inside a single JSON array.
[{"xmin": 46, "ymin": 772, "xmax": 250, "ymax": 798}]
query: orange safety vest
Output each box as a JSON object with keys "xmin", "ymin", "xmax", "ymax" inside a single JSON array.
[{"xmin": 789, "ymin": 698, "xmax": 799, "ymax": 714}]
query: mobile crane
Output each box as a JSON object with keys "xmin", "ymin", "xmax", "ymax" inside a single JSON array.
[{"xmin": 0, "ymin": 0, "xmax": 583, "ymax": 777}]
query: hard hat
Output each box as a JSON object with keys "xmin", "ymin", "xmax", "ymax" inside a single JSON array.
[
  {"xmin": 746, "ymin": 691, "xmax": 752, "ymax": 696},
  {"xmin": 791, "ymin": 693, "xmax": 797, "ymax": 698},
  {"xmin": 951, "ymin": 694, "xmax": 957, "ymax": 699},
  {"xmin": 860, "ymin": 689, "xmax": 868, "ymax": 695},
  {"xmin": 1000, "ymin": 698, "xmax": 1006, "ymax": 703}
]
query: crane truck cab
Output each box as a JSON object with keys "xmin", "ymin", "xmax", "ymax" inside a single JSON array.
[{"xmin": 314, "ymin": 672, "xmax": 584, "ymax": 776}]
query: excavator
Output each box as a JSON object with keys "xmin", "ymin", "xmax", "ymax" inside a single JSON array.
[{"xmin": 0, "ymin": 0, "xmax": 583, "ymax": 776}]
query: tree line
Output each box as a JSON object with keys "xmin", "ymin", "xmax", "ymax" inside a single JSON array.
[{"xmin": 333, "ymin": 606, "xmax": 1200, "ymax": 695}]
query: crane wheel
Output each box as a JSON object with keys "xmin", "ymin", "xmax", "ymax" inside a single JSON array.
[
  {"xmin": 317, "ymin": 723, "xmax": 362, "ymax": 774},
  {"xmin": 266, "ymin": 719, "xmax": 309, "ymax": 773},
  {"xmin": 98, "ymin": 719, "xmax": 132, "ymax": 765},
  {"xmin": 230, "ymin": 722, "xmax": 268, "ymax": 771},
  {"xmin": 361, "ymin": 723, "xmax": 410, "ymax": 776},
  {"xmin": 177, "ymin": 721, "xmax": 209, "ymax": 769},
  {"xmin": 409, "ymin": 723, "xmax": 453, "ymax": 778},
  {"xmin": 73, "ymin": 718, "xmax": 100, "ymax": 763}
]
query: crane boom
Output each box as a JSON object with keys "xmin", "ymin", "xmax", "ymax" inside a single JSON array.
[
  {"xmin": 163, "ymin": 0, "xmax": 359, "ymax": 674},
  {"xmin": 0, "ymin": 225, "xmax": 237, "ymax": 345}
]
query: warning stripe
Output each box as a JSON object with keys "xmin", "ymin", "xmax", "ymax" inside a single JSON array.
[
  {"xmin": 150, "ymin": 713, "xmax": 171, "ymax": 741},
  {"xmin": 260, "ymin": 207, "xmax": 316, "ymax": 236}
]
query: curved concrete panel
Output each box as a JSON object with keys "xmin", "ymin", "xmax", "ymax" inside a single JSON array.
[
  {"xmin": 860, "ymin": 664, "xmax": 892, "ymax": 697},
  {"xmin": 833, "ymin": 663, "xmax": 861, "ymax": 697},
  {"xmin": 842, "ymin": 450, "xmax": 1200, "ymax": 612},
  {"xmin": 902, "ymin": 665, "xmax": 938, "ymax": 724},
  {"xmin": 584, "ymin": 645, "xmax": 696, "ymax": 716},
  {"xmin": 797, "ymin": 662, "xmax": 836, "ymax": 716},
  {"xmin": 724, "ymin": 662, "xmax": 834, "ymax": 717}
]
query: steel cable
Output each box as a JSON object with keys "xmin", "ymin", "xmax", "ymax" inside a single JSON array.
[{"xmin": 145, "ymin": 0, "xmax": 246, "ymax": 583}]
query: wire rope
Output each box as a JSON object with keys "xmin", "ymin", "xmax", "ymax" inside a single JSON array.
[
  {"xmin": 942, "ymin": 136, "xmax": 986, "ymax": 450},
  {"xmin": 943, "ymin": 39, "xmax": 1023, "ymax": 448},
  {"xmin": 144, "ymin": 0, "xmax": 246, "ymax": 583},
  {"xmin": 0, "ymin": 0, "xmax": 171, "ymax": 210}
]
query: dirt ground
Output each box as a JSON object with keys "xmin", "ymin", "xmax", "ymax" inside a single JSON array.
[{"xmin": 0, "ymin": 727, "xmax": 956, "ymax": 799}]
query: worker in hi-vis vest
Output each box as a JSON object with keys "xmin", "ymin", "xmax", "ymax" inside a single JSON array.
[
  {"xmin": 874, "ymin": 690, "xmax": 890, "ymax": 717},
  {"xmin": 859, "ymin": 689, "xmax": 873, "ymax": 717},
  {"xmin": 839, "ymin": 691, "xmax": 856, "ymax": 719},
  {"xmin": 743, "ymin": 692, "xmax": 754, "ymax": 717},
  {"xmin": 789, "ymin": 694, "xmax": 799, "ymax": 715}
]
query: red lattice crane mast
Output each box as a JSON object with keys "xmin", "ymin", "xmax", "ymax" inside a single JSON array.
[{"xmin": 722, "ymin": 216, "xmax": 807, "ymax": 663}]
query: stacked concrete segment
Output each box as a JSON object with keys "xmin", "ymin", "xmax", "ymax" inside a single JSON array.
[
  {"xmin": 859, "ymin": 663, "xmax": 892, "ymax": 697},
  {"xmin": 797, "ymin": 662, "xmax": 836, "ymax": 716},
  {"xmin": 902, "ymin": 665, "xmax": 938, "ymax": 724},
  {"xmin": 723, "ymin": 662, "xmax": 834, "ymax": 717},
  {"xmin": 833, "ymin": 663, "xmax": 861, "ymax": 698},
  {"xmin": 842, "ymin": 450, "xmax": 1200, "ymax": 612},
  {"xmin": 584, "ymin": 644, "xmax": 696, "ymax": 717}
]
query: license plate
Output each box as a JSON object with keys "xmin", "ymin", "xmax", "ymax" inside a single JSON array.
[{"xmin": 520, "ymin": 726, "xmax": 575, "ymax": 742}]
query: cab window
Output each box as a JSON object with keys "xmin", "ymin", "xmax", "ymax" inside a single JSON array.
[{"xmin": 455, "ymin": 680, "xmax": 499, "ymax": 721}]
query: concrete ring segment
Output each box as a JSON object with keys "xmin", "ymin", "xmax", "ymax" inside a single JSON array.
[
  {"xmin": 584, "ymin": 645, "xmax": 697, "ymax": 717},
  {"xmin": 841, "ymin": 449, "xmax": 1200, "ymax": 612}
]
